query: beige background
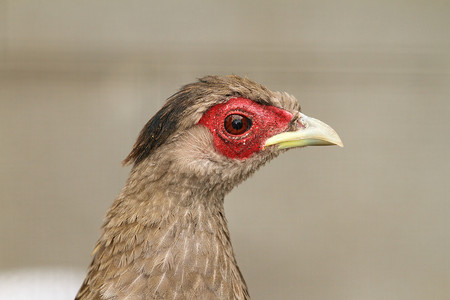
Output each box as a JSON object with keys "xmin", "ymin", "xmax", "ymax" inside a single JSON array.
[{"xmin": 1, "ymin": 1, "xmax": 449, "ymax": 299}]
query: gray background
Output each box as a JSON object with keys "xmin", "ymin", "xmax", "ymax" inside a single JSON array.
[{"xmin": 1, "ymin": 1, "xmax": 449, "ymax": 299}]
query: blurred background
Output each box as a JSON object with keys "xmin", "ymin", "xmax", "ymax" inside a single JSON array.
[{"xmin": 1, "ymin": 1, "xmax": 449, "ymax": 299}]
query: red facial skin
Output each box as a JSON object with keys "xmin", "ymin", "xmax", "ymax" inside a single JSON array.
[{"xmin": 197, "ymin": 98, "xmax": 293, "ymax": 159}]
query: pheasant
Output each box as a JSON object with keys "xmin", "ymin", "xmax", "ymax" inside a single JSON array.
[{"xmin": 76, "ymin": 75, "xmax": 343, "ymax": 299}]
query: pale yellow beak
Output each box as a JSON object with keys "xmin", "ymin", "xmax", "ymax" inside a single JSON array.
[{"xmin": 264, "ymin": 113, "xmax": 343, "ymax": 149}]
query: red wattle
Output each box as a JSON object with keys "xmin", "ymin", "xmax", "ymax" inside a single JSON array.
[{"xmin": 197, "ymin": 98, "xmax": 292, "ymax": 159}]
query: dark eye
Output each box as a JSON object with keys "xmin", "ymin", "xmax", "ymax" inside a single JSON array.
[{"xmin": 224, "ymin": 114, "xmax": 252, "ymax": 135}]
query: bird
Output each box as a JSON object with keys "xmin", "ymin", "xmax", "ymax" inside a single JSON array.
[{"xmin": 75, "ymin": 75, "xmax": 343, "ymax": 300}]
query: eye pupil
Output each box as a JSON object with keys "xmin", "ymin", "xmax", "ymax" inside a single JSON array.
[
  {"xmin": 224, "ymin": 114, "xmax": 252, "ymax": 135},
  {"xmin": 231, "ymin": 118, "xmax": 243, "ymax": 130}
]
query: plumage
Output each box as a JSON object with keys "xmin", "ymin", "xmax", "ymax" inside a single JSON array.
[{"xmin": 76, "ymin": 75, "xmax": 342, "ymax": 300}]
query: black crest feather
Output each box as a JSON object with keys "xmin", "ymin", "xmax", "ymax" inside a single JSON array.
[{"xmin": 123, "ymin": 88, "xmax": 197, "ymax": 166}]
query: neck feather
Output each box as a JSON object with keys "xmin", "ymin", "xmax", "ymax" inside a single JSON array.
[{"xmin": 76, "ymin": 159, "xmax": 250, "ymax": 300}]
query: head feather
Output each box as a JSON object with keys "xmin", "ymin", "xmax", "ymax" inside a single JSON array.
[{"xmin": 123, "ymin": 75, "xmax": 299, "ymax": 166}]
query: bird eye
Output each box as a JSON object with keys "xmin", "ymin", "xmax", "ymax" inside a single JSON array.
[{"xmin": 224, "ymin": 114, "xmax": 252, "ymax": 135}]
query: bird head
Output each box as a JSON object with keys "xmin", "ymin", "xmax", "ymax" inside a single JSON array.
[{"xmin": 123, "ymin": 75, "xmax": 342, "ymax": 195}]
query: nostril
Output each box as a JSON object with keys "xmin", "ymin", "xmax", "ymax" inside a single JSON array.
[
  {"xmin": 289, "ymin": 112, "xmax": 305, "ymax": 130},
  {"xmin": 297, "ymin": 119, "xmax": 307, "ymax": 129}
]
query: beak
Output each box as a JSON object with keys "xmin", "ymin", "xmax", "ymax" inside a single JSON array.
[{"xmin": 264, "ymin": 113, "xmax": 344, "ymax": 149}]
